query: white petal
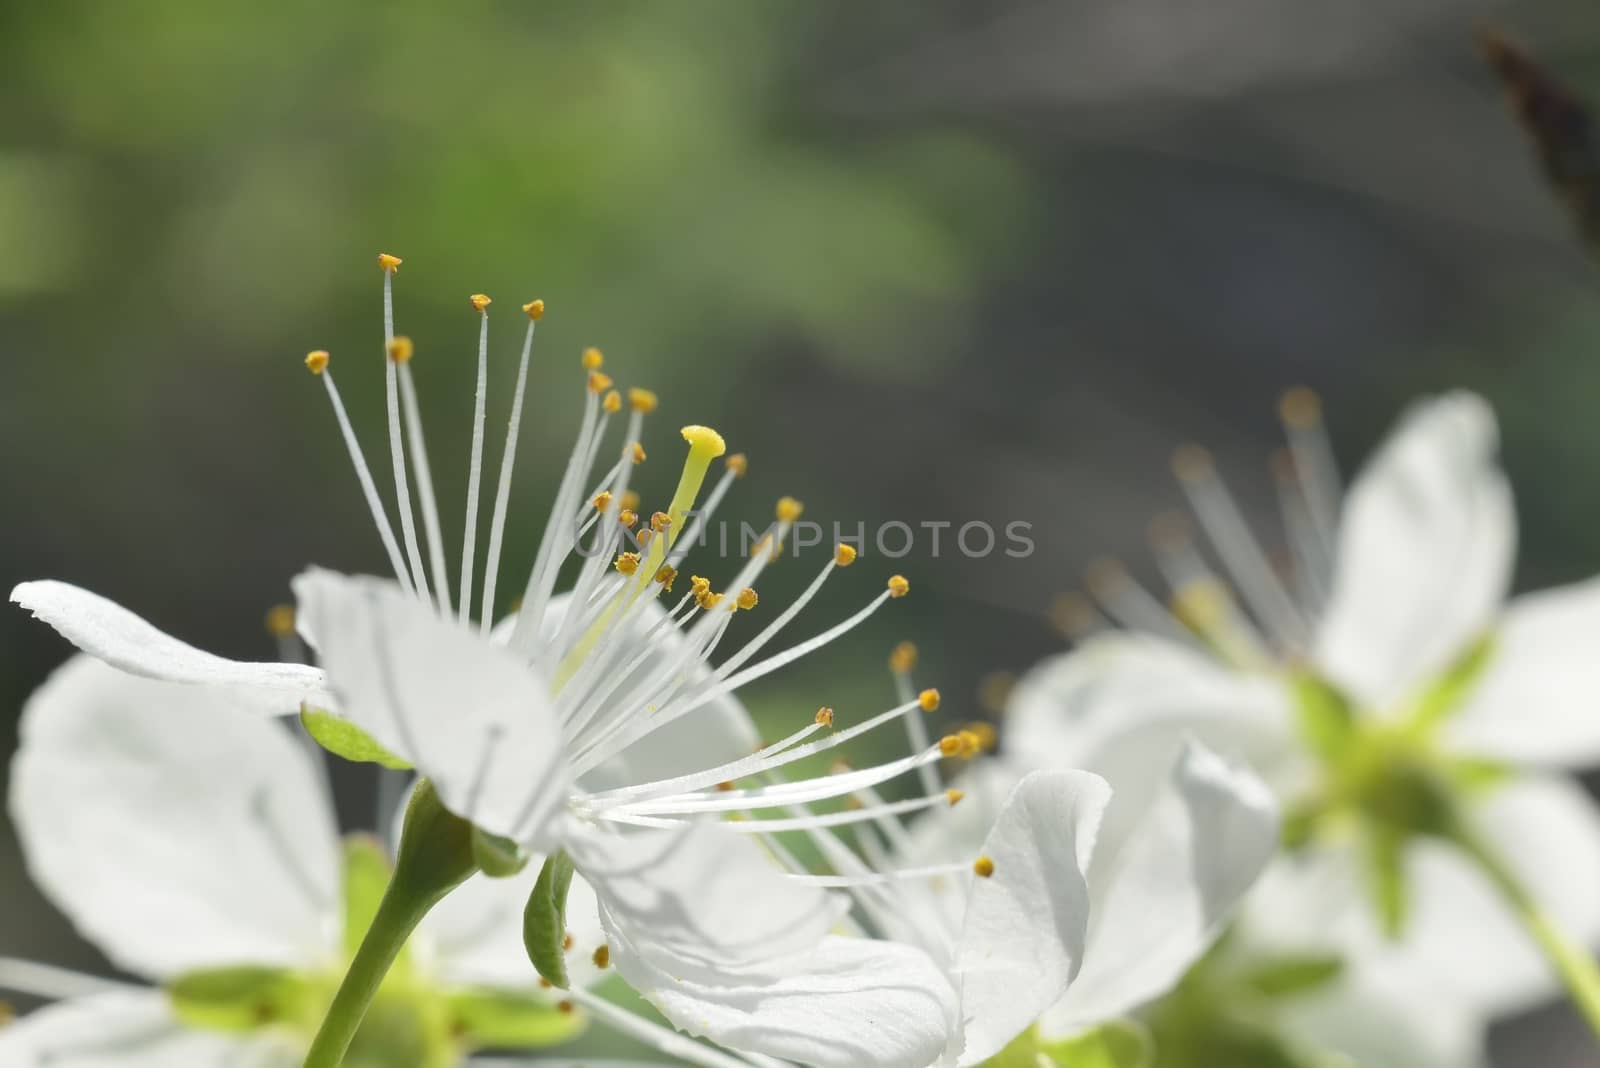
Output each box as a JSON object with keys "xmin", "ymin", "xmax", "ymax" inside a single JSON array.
[
  {"xmin": 568, "ymin": 822, "xmax": 847, "ymax": 966},
  {"xmin": 0, "ymin": 991, "xmax": 298, "ymax": 1068},
  {"xmin": 1277, "ymin": 969, "xmax": 1488, "ymax": 1068},
  {"xmin": 953, "ymin": 769, "xmax": 1112, "ymax": 1065},
  {"xmin": 604, "ymin": 916, "xmax": 958, "ymax": 1068},
  {"xmin": 9, "ymin": 657, "xmax": 340, "ymax": 978},
  {"xmin": 576, "ymin": 821, "xmax": 956, "ymax": 1068},
  {"xmin": 1313, "ymin": 392, "xmax": 1515, "ymax": 709},
  {"xmin": 1445, "ymin": 576, "xmax": 1600, "ymax": 766},
  {"xmin": 1040, "ymin": 743, "xmax": 1278, "ymax": 1036},
  {"xmin": 11, "ymin": 580, "xmax": 331, "ymax": 717},
  {"xmin": 1006, "ymin": 634, "xmax": 1296, "ymax": 853},
  {"xmin": 292, "ymin": 568, "xmax": 569, "ymax": 851}
]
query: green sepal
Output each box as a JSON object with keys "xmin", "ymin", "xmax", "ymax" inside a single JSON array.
[
  {"xmin": 1366, "ymin": 826, "xmax": 1409, "ymax": 939},
  {"xmin": 1037, "ymin": 1020, "xmax": 1154, "ymax": 1068},
  {"xmin": 523, "ymin": 850, "xmax": 577, "ymax": 989},
  {"xmin": 446, "ymin": 988, "xmax": 588, "ymax": 1048},
  {"xmin": 472, "ymin": 826, "xmax": 529, "ymax": 878},
  {"xmin": 1288, "ymin": 671, "xmax": 1355, "ymax": 763},
  {"xmin": 1409, "ymin": 633, "xmax": 1496, "ymax": 730},
  {"xmin": 165, "ymin": 966, "xmax": 313, "ymax": 1033},
  {"xmin": 1239, "ymin": 953, "xmax": 1345, "ymax": 999},
  {"xmin": 301, "ymin": 708, "xmax": 413, "ymax": 770}
]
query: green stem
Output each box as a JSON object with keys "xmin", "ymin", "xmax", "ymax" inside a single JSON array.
[
  {"xmin": 303, "ymin": 779, "xmax": 479, "ymax": 1068},
  {"xmin": 1455, "ymin": 827, "xmax": 1600, "ymax": 1040}
]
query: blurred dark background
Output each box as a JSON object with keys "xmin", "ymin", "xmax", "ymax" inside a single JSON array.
[{"xmin": 4, "ymin": 1, "xmax": 1600, "ymax": 1063}]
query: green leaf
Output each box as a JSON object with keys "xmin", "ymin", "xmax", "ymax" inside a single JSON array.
[
  {"xmin": 301, "ymin": 708, "xmax": 413, "ymax": 769},
  {"xmin": 446, "ymin": 988, "xmax": 587, "ymax": 1048},
  {"xmin": 472, "ymin": 826, "xmax": 529, "ymax": 878},
  {"xmin": 165, "ymin": 966, "xmax": 312, "ymax": 1032},
  {"xmin": 523, "ymin": 850, "xmax": 577, "ymax": 989},
  {"xmin": 1240, "ymin": 954, "xmax": 1345, "ymax": 998},
  {"xmin": 1409, "ymin": 633, "xmax": 1496, "ymax": 730},
  {"xmin": 1289, "ymin": 672, "xmax": 1355, "ymax": 763},
  {"xmin": 1038, "ymin": 1020, "xmax": 1154, "ymax": 1068}
]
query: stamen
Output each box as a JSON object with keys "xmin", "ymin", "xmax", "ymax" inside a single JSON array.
[
  {"xmin": 395, "ymin": 337, "xmax": 454, "ymax": 616},
  {"xmin": 1148, "ymin": 513, "xmax": 1272, "ymax": 669},
  {"xmin": 458, "ymin": 298, "xmax": 495, "ymax": 622},
  {"xmin": 564, "ymin": 987, "xmax": 762, "ymax": 1068},
  {"xmin": 612, "ymin": 790, "xmax": 963, "ymax": 833},
  {"xmin": 890, "ymin": 641, "xmax": 940, "ymax": 795},
  {"xmin": 382, "ymin": 270, "xmax": 432, "ymax": 605},
  {"xmin": 1279, "ymin": 387, "xmax": 1342, "ymax": 552},
  {"xmin": 1085, "ymin": 557, "xmax": 1200, "ymax": 647},
  {"xmin": 307, "ymin": 357, "xmax": 414, "ymax": 595},
  {"xmin": 0, "ymin": 957, "xmax": 139, "ymax": 1000},
  {"xmin": 973, "ymin": 856, "xmax": 996, "ymax": 878},
  {"xmin": 478, "ymin": 314, "xmax": 541, "ymax": 632},
  {"xmin": 788, "ymin": 861, "xmax": 971, "ymax": 888},
  {"xmin": 1172, "ymin": 445, "xmax": 1306, "ymax": 648}
]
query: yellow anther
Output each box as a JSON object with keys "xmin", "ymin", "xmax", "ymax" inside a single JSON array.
[
  {"xmin": 973, "ymin": 856, "xmax": 996, "ymax": 879},
  {"xmin": 696, "ymin": 587, "xmax": 724, "ymax": 611},
  {"xmin": 650, "ymin": 511, "xmax": 672, "ymax": 532},
  {"xmin": 592, "ymin": 945, "xmax": 611, "ymax": 969},
  {"xmin": 725, "ymin": 453, "xmax": 748, "ymax": 478},
  {"xmin": 946, "ymin": 789, "xmax": 965, "ymax": 806},
  {"xmin": 815, "ymin": 706, "xmax": 835, "ymax": 727},
  {"xmin": 377, "ymin": 252, "xmax": 403, "ymax": 273},
  {"xmin": 918, "ymin": 688, "xmax": 941, "ymax": 713},
  {"xmin": 1085, "ymin": 558, "xmax": 1129, "ymax": 597},
  {"xmin": 716, "ymin": 780, "xmax": 737, "ymax": 792},
  {"xmin": 618, "ymin": 509, "xmax": 638, "ymax": 529},
  {"xmin": 588, "ymin": 370, "xmax": 613, "ymax": 394},
  {"xmin": 1279, "ymin": 386, "xmax": 1323, "ymax": 428},
  {"xmin": 582, "ymin": 347, "xmax": 604, "ymax": 370},
  {"xmin": 562, "ymin": 932, "xmax": 575, "ymax": 952},
  {"xmin": 978, "ymin": 673, "xmax": 1015, "ymax": 716},
  {"xmin": 264, "ymin": 604, "xmax": 296, "ymax": 638},
  {"xmin": 523, "ymin": 299, "xmax": 545, "ymax": 320},
  {"xmin": 844, "ymin": 796, "xmax": 864, "ymax": 812},
  {"xmin": 830, "ymin": 758, "xmax": 854, "ymax": 774},
  {"xmin": 776, "ymin": 497, "xmax": 804, "ymax": 523},
  {"xmin": 887, "ymin": 575, "xmax": 911, "ymax": 598},
  {"xmin": 690, "ymin": 575, "xmax": 712, "ymax": 595},
  {"xmin": 636, "ymin": 528, "xmax": 654, "ymax": 549},
  {"xmin": 1050, "ymin": 592, "xmax": 1097, "ymax": 640},
  {"xmin": 603, "ymin": 390, "xmax": 622, "ymax": 414},
  {"xmin": 304, "ymin": 350, "xmax": 330, "ymax": 375},
  {"xmin": 629, "ymin": 388, "xmax": 659, "ymax": 413},
  {"xmin": 469, "ymin": 293, "xmax": 492, "ymax": 313},
  {"xmin": 654, "ymin": 565, "xmax": 678, "ymax": 591},
  {"xmin": 1148, "ymin": 511, "xmax": 1191, "ymax": 551},
  {"xmin": 593, "ymin": 491, "xmax": 613, "ymax": 512},
  {"xmin": 835, "ymin": 544, "xmax": 858, "ymax": 567},
  {"xmin": 1172, "ymin": 444, "xmax": 1215, "ymax": 482},
  {"xmin": 957, "ymin": 730, "xmax": 982, "ymax": 758},
  {"xmin": 620, "ymin": 490, "xmax": 640, "ymax": 512},
  {"xmin": 631, "ymin": 442, "xmax": 647, "ymax": 464},
  {"xmin": 387, "ymin": 336, "xmax": 414, "ymax": 363},
  {"xmin": 889, "ymin": 641, "xmax": 918, "ymax": 674},
  {"xmin": 736, "ymin": 587, "xmax": 759, "ymax": 611},
  {"xmin": 939, "ymin": 735, "xmax": 964, "ymax": 757},
  {"xmin": 614, "ymin": 552, "xmax": 641, "ymax": 576},
  {"xmin": 558, "ymin": 1000, "xmax": 574, "ymax": 1015},
  {"xmin": 537, "ymin": 976, "xmax": 552, "ymax": 989},
  {"xmin": 1270, "ymin": 447, "xmax": 1298, "ymax": 484},
  {"xmin": 964, "ymin": 721, "xmax": 999, "ymax": 752}
]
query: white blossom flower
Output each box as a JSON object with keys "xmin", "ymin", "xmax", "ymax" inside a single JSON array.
[
  {"xmin": 1005, "ymin": 389, "xmax": 1600, "ymax": 1059},
  {"xmin": 0, "ymin": 656, "xmax": 613, "ymax": 1068},
  {"xmin": 9, "ymin": 256, "xmax": 990, "ymax": 1067}
]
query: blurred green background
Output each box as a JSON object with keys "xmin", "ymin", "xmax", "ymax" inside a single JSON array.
[{"xmin": 4, "ymin": 0, "xmax": 1600, "ymax": 1063}]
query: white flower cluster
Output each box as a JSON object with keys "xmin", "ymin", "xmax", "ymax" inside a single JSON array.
[{"xmin": 5, "ymin": 257, "xmax": 1594, "ymax": 1068}]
